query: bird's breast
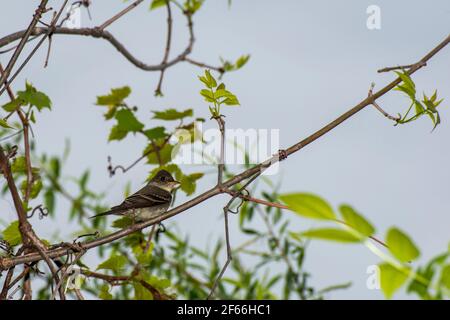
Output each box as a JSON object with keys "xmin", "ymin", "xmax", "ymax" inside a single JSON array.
[{"xmin": 123, "ymin": 204, "xmax": 170, "ymax": 221}]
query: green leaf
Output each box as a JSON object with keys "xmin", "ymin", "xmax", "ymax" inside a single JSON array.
[
  {"xmin": 147, "ymin": 275, "xmax": 171, "ymax": 290},
  {"xmin": 173, "ymin": 122, "xmax": 201, "ymax": 144},
  {"xmin": 143, "ymin": 127, "xmax": 166, "ymax": 140},
  {"xmin": 99, "ymin": 284, "xmax": 113, "ymax": 300},
  {"xmin": 97, "ymin": 254, "xmax": 128, "ymax": 272},
  {"xmin": 222, "ymin": 95, "xmax": 240, "ymax": 106},
  {"xmin": 21, "ymin": 179, "xmax": 43, "ymax": 199},
  {"xmin": 394, "ymin": 84, "xmax": 415, "ymax": 99},
  {"xmin": 235, "ymin": 55, "xmax": 250, "ymax": 69},
  {"xmin": 17, "ymin": 82, "xmax": 52, "ymax": 111},
  {"xmin": 386, "ymin": 227, "xmax": 420, "ymax": 263},
  {"xmin": 111, "ymin": 216, "xmax": 134, "ymax": 228},
  {"xmin": 199, "ymin": 70, "xmax": 217, "ymax": 88},
  {"xmin": 80, "ymin": 170, "xmax": 90, "ymax": 189},
  {"xmin": 379, "ymin": 263, "xmax": 409, "ymax": 299},
  {"xmin": 184, "ymin": 0, "xmax": 203, "ymax": 13},
  {"xmin": 179, "ymin": 172, "xmax": 204, "ymax": 195},
  {"xmin": 440, "ymin": 265, "xmax": 450, "ymax": 290},
  {"xmin": 0, "ymin": 119, "xmax": 13, "ymax": 129},
  {"xmin": 395, "ymin": 71, "xmax": 415, "ymax": 93},
  {"xmin": 152, "ymin": 108, "xmax": 193, "ymax": 121},
  {"xmin": 115, "ymin": 109, "xmax": 144, "ymax": 132},
  {"xmin": 2, "ymin": 220, "xmax": 22, "ymax": 246},
  {"xmin": 96, "ymin": 86, "xmax": 131, "ymax": 106},
  {"xmin": 414, "ymin": 101, "xmax": 424, "ymax": 115},
  {"xmin": 146, "ymin": 143, "xmax": 174, "ymax": 165},
  {"xmin": 30, "ymin": 179, "xmax": 42, "ymax": 199},
  {"xmin": 133, "ymin": 282, "xmax": 153, "ymax": 300},
  {"xmin": 11, "ymin": 156, "xmax": 27, "ymax": 173},
  {"xmin": 44, "ymin": 189, "xmax": 55, "ymax": 214},
  {"xmin": 2, "ymin": 99, "xmax": 21, "ymax": 112},
  {"xmin": 150, "ymin": 0, "xmax": 166, "ymax": 10},
  {"xmin": 30, "ymin": 110, "xmax": 36, "ymax": 123},
  {"xmin": 49, "ymin": 157, "xmax": 60, "ymax": 178},
  {"xmin": 133, "ymin": 243, "xmax": 154, "ymax": 265},
  {"xmin": 200, "ymin": 89, "xmax": 215, "ymax": 102},
  {"xmin": 300, "ymin": 228, "xmax": 361, "ymax": 243},
  {"xmin": 407, "ymin": 267, "xmax": 432, "ymax": 299},
  {"xmin": 339, "ymin": 204, "xmax": 375, "ymax": 237},
  {"xmin": 108, "ymin": 125, "xmax": 128, "ymax": 141},
  {"xmin": 279, "ymin": 193, "xmax": 336, "ymax": 220}
]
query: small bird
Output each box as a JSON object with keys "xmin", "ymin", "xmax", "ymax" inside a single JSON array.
[{"xmin": 90, "ymin": 170, "xmax": 180, "ymax": 222}]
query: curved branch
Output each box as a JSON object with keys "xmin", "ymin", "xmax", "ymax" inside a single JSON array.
[{"xmin": 0, "ymin": 16, "xmax": 194, "ymax": 72}]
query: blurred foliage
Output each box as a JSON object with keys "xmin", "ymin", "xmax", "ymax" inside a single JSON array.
[
  {"xmin": 0, "ymin": 3, "xmax": 447, "ymax": 301},
  {"xmin": 280, "ymin": 193, "xmax": 450, "ymax": 299}
]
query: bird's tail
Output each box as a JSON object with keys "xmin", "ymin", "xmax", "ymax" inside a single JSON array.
[{"xmin": 89, "ymin": 210, "xmax": 116, "ymax": 219}]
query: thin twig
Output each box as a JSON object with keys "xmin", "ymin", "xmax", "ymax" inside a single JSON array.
[
  {"xmin": 225, "ymin": 189, "xmax": 288, "ymax": 209},
  {"xmin": 367, "ymin": 82, "xmax": 400, "ymax": 121},
  {"xmin": 0, "ymin": 0, "xmax": 49, "ymax": 93},
  {"xmin": 51, "ymin": 250, "xmax": 85, "ymax": 300},
  {"xmin": 184, "ymin": 57, "xmax": 224, "ymax": 73},
  {"xmin": 216, "ymin": 116, "xmax": 226, "ymax": 186},
  {"xmin": 98, "ymin": 0, "xmax": 144, "ymax": 30},
  {"xmin": 0, "ymin": 0, "xmax": 69, "ymax": 97},
  {"xmin": 0, "ymin": 267, "xmax": 15, "ymax": 300},
  {"xmin": 377, "ymin": 61, "xmax": 427, "ymax": 73},
  {"xmin": 207, "ymin": 172, "xmax": 262, "ymax": 299},
  {"xmin": 7, "ymin": 266, "xmax": 30, "ymax": 292},
  {"xmin": 155, "ymin": 0, "xmax": 173, "ymax": 96},
  {"xmin": 74, "ymin": 288, "xmax": 85, "ymax": 300}
]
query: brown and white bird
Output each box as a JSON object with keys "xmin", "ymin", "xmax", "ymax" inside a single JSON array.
[{"xmin": 90, "ymin": 170, "xmax": 180, "ymax": 222}]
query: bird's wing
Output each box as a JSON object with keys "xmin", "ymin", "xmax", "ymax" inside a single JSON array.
[{"xmin": 110, "ymin": 184, "xmax": 172, "ymax": 212}]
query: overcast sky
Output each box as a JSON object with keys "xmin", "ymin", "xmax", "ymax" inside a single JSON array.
[{"xmin": 1, "ymin": 0, "xmax": 449, "ymax": 299}]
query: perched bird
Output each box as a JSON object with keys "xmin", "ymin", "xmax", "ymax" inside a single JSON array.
[{"xmin": 90, "ymin": 170, "xmax": 180, "ymax": 222}]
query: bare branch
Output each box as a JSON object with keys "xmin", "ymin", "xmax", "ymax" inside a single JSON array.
[
  {"xmin": 0, "ymin": 63, "xmax": 65, "ymax": 300},
  {"xmin": 367, "ymin": 82, "xmax": 400, "ymax": 121},
  {"xmin": 377, "ymin": 60, "xmax": 427, "ymax": 73},
  {"xmin": 0, "ymin": 0, "xmax": 49, "ymax": 92},
  {"xmin": 0, "ymin": 1, "xmax": 69, "ymax": 97},
  {"xmin": 215, "ymin": 116, "xmax": 226, "ymax": 186},
  {"xmin": 155, "ymin": 1, "xmax": 174, "ymax": 96},
  {"xmin": 98, "ymin": 0, "xmax": 144, "ymax": 30},
  {"xmin": 184, "ymin": 57, "xmax": 224, "ymax": 73},
  {"xmin": 208, "ymin": 171, "xmax": 262, "ymax": 299}
]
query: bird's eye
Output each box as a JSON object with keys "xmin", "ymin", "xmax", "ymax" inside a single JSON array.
[{"xmin": 160, "ymin": 176, "xmax": 167, "ymax": 182}]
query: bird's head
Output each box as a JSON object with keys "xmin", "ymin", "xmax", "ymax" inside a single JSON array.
[{"xmin": 149, "ymin": 169, "xmax": 181, "ymax": 192}]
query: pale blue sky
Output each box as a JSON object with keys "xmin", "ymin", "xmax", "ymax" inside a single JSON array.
[{"xmin": 1, "ymin": 0, "xmax": 449, "ymax": 299}]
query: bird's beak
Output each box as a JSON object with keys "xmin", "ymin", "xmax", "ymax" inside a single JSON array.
[{"xmin": 171, "ymin": 180, "xmax": 181, "ymax": 189}]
